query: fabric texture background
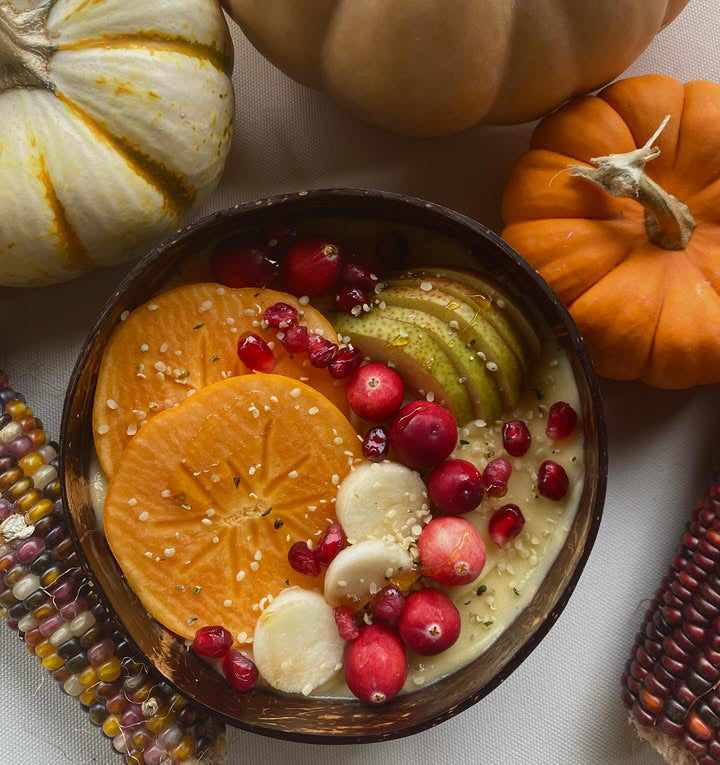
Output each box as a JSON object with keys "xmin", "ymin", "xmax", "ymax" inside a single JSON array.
[{"xmin": 1, "ymin": 3, "xmax": 719, "ymax": 763}]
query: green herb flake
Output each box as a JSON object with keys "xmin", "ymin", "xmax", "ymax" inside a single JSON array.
[
  {"xmin": 186, "ymin": 616, "xmax": 198, "ymax": 625},
  {"xmin": 483, "ymin": 620, "xmax": 494, "ymax": 627},
  {"xmin": 512, "ymin": 587, "xmax": 520, "ymax": 597},
  {"xmin": 193, "ymin": 586, "xmax": 202, "ymax": 595},
  {"xmin": 261, "ymin": 507, "xmax": 273, "ymax": 517},
  {"xmin": 209, "ymin": 355, "xmax": 220, "ymax": 362},
  {"xmin": 274, "ymin": 518, "xmax": 284, "ymax": 529},
  {"xmin": 233, "ymin": 476, "xmax": 241, "ymax": 489},
  {"xmin": 459, "ymin": 439, "xmax": 470, "ymax": 446},
  {"xmin": 193, "ymin": 323, "xmax": 204, "ymax": 330}
]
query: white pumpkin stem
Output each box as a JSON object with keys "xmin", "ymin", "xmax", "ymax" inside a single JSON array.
[
  {"xmin": 570, "ymin": 115, "xmax": 695, "ymax": 250},
  {"xmin": 0, "ymin": 1, "xmax": 56, "ymax": 94}
]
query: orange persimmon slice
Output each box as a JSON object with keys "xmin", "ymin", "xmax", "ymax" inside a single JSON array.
[
  {"xmin": 93, "ymin": 284, "xmax": 347, "ymax": 477},
  {"xmin": 103, "ymin": 374, "xmax": 362, "ymax": 642}
]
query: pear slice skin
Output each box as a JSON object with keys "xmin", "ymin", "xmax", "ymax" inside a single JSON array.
[
  {"xmin": 395, "ymin": 268, "xmax": 542, "ymax": 360},
  {"xmin": 375, "ymin": 303, "xmax": 503, "ymax": 423},
  {"xmin": 333, "ymin": 312, "xmax": 474, "ymax": 424},
  {"xmin": 374, "ymin": 286, "xmax": 522, "ymax": 409}
]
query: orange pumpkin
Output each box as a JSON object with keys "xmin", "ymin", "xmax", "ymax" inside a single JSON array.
[{"xmin": 502, "ymin": 75, "xmax": 720, "ymax": 389}]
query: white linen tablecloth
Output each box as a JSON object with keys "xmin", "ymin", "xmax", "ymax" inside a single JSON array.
[{"xmin": 2, "ymin": 4, "xmax": 720, "ymax": 763}]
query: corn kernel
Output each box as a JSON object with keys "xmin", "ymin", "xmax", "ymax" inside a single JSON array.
[{"xmin": 97, "ymin": 656, "xmax": 122, "ymax": 682}]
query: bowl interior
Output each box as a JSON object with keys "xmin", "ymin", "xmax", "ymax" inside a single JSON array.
[{"xmin": 62, "ymin": 189, "xmax": 606, "ymax": 743}]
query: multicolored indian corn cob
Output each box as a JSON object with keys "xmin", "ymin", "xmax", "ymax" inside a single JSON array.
[
  {"xmin": 0, "ymin": 370, "xmax": 226, "ymax": 764},
  {"xmin": 623, "ymin": 471, "xmax": 720, "ymax": 764}
]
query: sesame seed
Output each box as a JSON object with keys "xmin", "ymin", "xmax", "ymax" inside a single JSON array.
[
  {"xmin": 127, "ymin": 498, "xmax": 137, "ymax": 507},
  {"xmin": 127, "ymin": 425, "xmax": 137, "ymax": 436},
  {"xmin": 216, "ymin": 287, "xmax": 225, "ymax": 295},
  {"xmin": 161, "ymin": 489, "xmax": 171, "ymax": 498},
  {"xmin": 198, "ymin": 300, "xmax": 213, "ymax": 313},
  {"xmin": 449, "ymin": 320, "xmax": 459, "ymax": 329},
  {"xmin": 164, "ymin": 547, "xmax": 176, "ymax": 557},
  {"xmin": 426, "ymin": 391, "xmax": 435, "ymax": 402},
  {"xmin": 289, "ymin": 387, "xmax": 302, "ymax": 398},
  {"xmin": 250, "ymin": 561, "xmax": 259, "ymax": 572},
  {"xmin": 237, "ymin": 631, "xmax": 247, "ymax": 643},
  {"xmin": 212, "ymin": 536, "xmax": 219, "ymax": 544},
  {"xmin": 138, "ymin": 512, "xmax": 149, "ymax": 522},
  {"xmin": 106, "ymin": 399, "xmax": 119, "ymax": 410},
  {"xmin": 420, "ymin": 281, "xmax": 433, "ymax": 292},
  {"xmin": 148, "ymin": 303, "xmax": 159, "ymax": 311},
  {"xmin": 331, "ymin": 474, "xmax": 339, "ymax": 485},
  {"xmin": 120, "ymin": 310, "xmax": 129, "ymax": 321},
  {"xmin": 97, "ymin": 425, "xmax": 109, "ymax": 435},
  {"xmin": 333, "ymin": 437, "xmax": 343, "ymax": 445},
  {"xmin": 235, "ymin": 570, "xmax": 246, "ymax": 582},
  {"xmin": 299, "ymin": 296, "xmax": 310, "ymax": 305},
  {"xmin": 254, "ymin": 551, "xmax": 262, "ymax": 561},
  {"xmin": 308, "ymin": 407, "xmax": 319, "ymax": 415},
  {"xmin": 288, "ymin": 470, "xmax": 298, "ymax": 478},
  {"xmin": 201, "ymin": 518, "xmax": 212, "ymax": 526},
  {"xmin": 248, "ymin": 466, "xmax": 256, "ymax": 476},
  {"xmin": 144, "ymin": 551, "xmax": 152, "ymax": 558},
  {"xmin": 140, "ymin": 344, "xmax": 149, "ymax": 352},
  {"xmin": 224, "ymin": 599, "xmax": 232, "ymax": 607},
  {"xmin": 206, "ymin": 508, "xmax": 215, "ymax": 517}
]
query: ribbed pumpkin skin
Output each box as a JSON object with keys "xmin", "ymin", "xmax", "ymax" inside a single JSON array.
[
  {"xmin": 0, "ymin": 0, "xmax": 235, "ymax": 287},
  {"xmin": 224, "ymin": 0, "xmax": 686, "ymax": 137},
  {"xmin": 502, "ymin": 75, "xmax": 720, "ymax": 390}
]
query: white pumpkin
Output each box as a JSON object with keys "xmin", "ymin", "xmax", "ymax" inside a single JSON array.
[{"xmin": 0, "ymin": 0, "xmax": 235, "ymax": 286}]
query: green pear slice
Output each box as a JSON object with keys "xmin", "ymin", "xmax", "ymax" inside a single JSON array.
[
  {"xmin": 377, "ymin": 286, "xmax": 521, "ymax": 408},
  {"xmin": 397, "ymin": 268, "xmax": 541, "ymax": 359},
  {"xmin": 386, "ymin": 275, "xmax": 527, "ymax": 367},
  {"xmin": 333, "ymin": 312, "xmax": 474, "ymax": 424},
  {"xmin": 375, "ymin": 304, "xmax": 502, "ymax": 423}
]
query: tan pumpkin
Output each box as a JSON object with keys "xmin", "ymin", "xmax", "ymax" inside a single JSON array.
[
  {"xmin": 0, "ymin": 0, "xmax": 235, "ymax": 287},
  {"xmin": 224, "ymin": 0, "xmax": 686, "ymax": 137},
  {"xmin": 502, "ymin": 75, "xmax": 720, "ymax": 390}
]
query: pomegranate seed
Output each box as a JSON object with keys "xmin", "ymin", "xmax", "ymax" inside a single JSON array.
[
  {"xmin": 373, "ymin": 586, "xmax": 405, "ymax": 624},
  {"xmin": 211, "ymin": 240, "xmax": 278, "ymax": 288},
  {"xmin": 537, "ymin": 460, "xmax": 569, "ymax": 500},
  {"xmin": 288, "ymin": 541, "xmax": 321, "ymax": 576},
  {"xmin": 328, "ymin": 347, "xmax": 363, "ymax": 379},
  {"xmin": 307, "ymin": 334, "xmax": 338, "ymax": 368},
  {"xmin": 263, "ymin": 302, "xmax": 298, "ymax": 329},
  {"xmin": 192, "ymin": 625, "xmax": 233, "ymax": 658},
  {"xmin": 281, "ymin": 324, "xmax": 309, "ymax": 354},
  {"xmin": 362, "ymin": 426, "xmax": 390, "ymax": 462},
  {"xmin": 335, "ymin": 286, "xmax": 370, "ymax": 313},
  {"xmin": 237, "ymin": 333, "xmax": 276, "ymax": 373},
  {"xmin": 488, "ymin": 504, "xmax": 525, "ymax": 547},
  {"xmin": 346, "ymin": 363, "xmax": 404, "ymax": 421},
  {"xmin": 502, "ymin": 420, "xmax": 531, "ymax": 457},
  {"xmin": 284, "ymin": 238, "xmax": 343, "ymax": 296},
  {"xmin": 314, "ymin": 523, "xmax": 348, "ymax": 567},
  {"xmin": 342, "ymin": 263, "xmax": 378, "ymax": 290},
  {"xmin": 546, "ymin": 401, "xmax": 578, "ymax": 440},
  {"xmin": 222, "ymin": 648, "xmax": 258, "ymax": 692},
  {"xmin": 418, "ymin": 516, "xmax": 486, "ymax": 586},
  {"xmin": 334, "ymin": 606, "xmax": 359, "ymax": 641},
  {"xmin": 390, "ymin": 401, "xmax": 457, "ymax": 471},
  {"xmin": 428, "ymin": 459, "xmax": 484, "ymax": 515},
  {"xmin": 482, "ymin": 458, "xmax": 512, "ymax": 498},
  {"xmin": 397, "ymin": 589, "xmax": 461, "ymax": 656},
  {"xmin": 344, "ymin": 624, "xmax": 407, "ymax": 704}
]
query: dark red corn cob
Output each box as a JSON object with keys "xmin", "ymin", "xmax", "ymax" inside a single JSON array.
[{"xmin": 624, "ymin": 473, "xmax": 720, "ymax": 762}]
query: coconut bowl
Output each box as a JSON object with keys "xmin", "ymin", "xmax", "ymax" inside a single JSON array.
[{"xmin": 61, "ymin": 189, "xmax": 607, "ymax": 744}]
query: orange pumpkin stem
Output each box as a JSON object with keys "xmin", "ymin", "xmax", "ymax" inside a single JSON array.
[
  {"xmin": 0, "ymin": 1, "xmax": 55, "ymax": 94},
  {"xmin": 571, "ymin": 116, "xmax": 695, "ymax": 250}
]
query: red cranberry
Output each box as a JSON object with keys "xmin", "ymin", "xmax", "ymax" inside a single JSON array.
[
  {"xmin": 222, "ymin": 648, "xmax": 258, "ymax": 692},
  {"xmin": 284, "ymin": 238, "xmax": 343, "ymax": 296},
  {"xmin": 193, "ymin": 626, "xmax": 233, "ymax": 658},
  {"xmin": 397, "ymin": 589, "xmax": 461, "ymax": 656},
  {"xmin": 346, "ymin": 363, "xmax": 404, "ymax": 421},
  {"xmin": 237, "ymin": 333, "xmax": 276, "ymax": 373},
  {"xmin": 335, "ymin": 286, "xmax": 370, "ymax": 313},
  {"xmin": 328, "ymin": 347, "xmax": 363, "ymax": 379},
  {"xmin": 314, "ymin": 523, "xmax": 348, "ymax": 567},
  {"xmin": 428, "ymin": 459, "xmax": 484, "ymax": 515},
  {"xmin": 211, "ymin": 240, "xmax": 278, "ymax": 288},
  {"xmin": 342, "ymin": 263, "xmax": 378, "ymax": 290},
  {"xmin": 334, "ymin": 606, "xmax": 360, "ymax": 641},
  {"xmin": 281, "ymin": 324, "xmax": 309, "ymax": 354},
  {"xmin": 482, "ymin": 458, "xmax": 512, "ymax": 498},
  {"xmin": 362, "ymin": 426, "xmax": 390, "ymax": 462},
  {"xmin": 288, "ymin": 541, "xmax": 321, "ymax": 576},
  {"xmin": 546, "ymin": 401, "xmax": 578, "ymax": 440},
  {"xmin": 307, "ymin": 334, "xmax": 338, "ymax": 368},
  {"xmin": 418, "ymin": 516, "xmax": 486, "ymax": 586},
  {"xmin": 263, "ymin": 302, "xmax": 298, "ymax": 329},
  {"xmin": 488, "ymin": 504, "xmax": 525, "ymax": 547},
  {"xmin": 344, "ymin": 624, "xmax": 407, "ymax": 704},
  {"xmin": 390, "ymin": 401, "xmax": 457, "ymax": 471},
  {"xmin": 373, "ymin": 586, "xmax": 405, "ymax": 624},
  {"xmin": 502, "ymin": 420, "xmax": 531, "ymax": 457},
  {"xmin": 537, "ymin": 460, "xmax": 569, "ymax": 500}
]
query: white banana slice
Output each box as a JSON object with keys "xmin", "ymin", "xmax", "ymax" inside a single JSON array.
[
  {"xmin": 324, "ymin": 539, "xmax": 415, "ymax": 607},
  {"xmin": 336, "ymin": 461, "xmax": 428, "ymax": 546},
  {"xmin": 253, "ymin": 588, "xmax": 344, "ymax": 695}
]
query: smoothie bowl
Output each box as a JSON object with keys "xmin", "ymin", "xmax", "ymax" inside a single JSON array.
[{"xmin": 62, "ymin": 189, "xmax": 606, "ymax": 743}]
